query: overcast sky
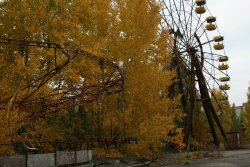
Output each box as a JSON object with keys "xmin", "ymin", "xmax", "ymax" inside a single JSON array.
[{"xmin": 206, "ymin": 0, "xmax": 250, "ymax": 106}]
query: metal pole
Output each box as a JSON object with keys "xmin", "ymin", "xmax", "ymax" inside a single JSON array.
[
  {"xmin": 183, "ymin": 53, "xmax": 195, "ymax": 148},
  {"xmin": 194, "ymin": 56, "xmax": 221, "ymax": 146}
]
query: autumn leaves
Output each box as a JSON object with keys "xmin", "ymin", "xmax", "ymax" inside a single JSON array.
[{"xmin": 0, "ymin": 0, "xmax": 184, "ymax": 158}]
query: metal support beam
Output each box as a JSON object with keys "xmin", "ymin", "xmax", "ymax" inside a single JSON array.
[
  {"xmin": 194, "ymin": 55, "xmax": 228, "ymax": 146},
  {"xmin": 183, "ymin": 54, "xmax": 195, "ymax": 148}
]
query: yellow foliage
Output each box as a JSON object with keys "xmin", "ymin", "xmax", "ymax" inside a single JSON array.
[{"xmin": 0, "ymin": 0, "xmax": 183, "ymax": 158}]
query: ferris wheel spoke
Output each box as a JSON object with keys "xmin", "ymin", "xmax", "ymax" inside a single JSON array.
[
  {"xmin": 159, "ymin": 22, "xmax": 187, "ymax": 51},
  {"xmin": 202, "ymin": 67, "xmax": 221, "ymax": 86},
  {"xmin": 186, "ymin": 1, "xmax": 195, "ymax": 43},
  {"xmin": 185, "ymin": 1, "xmax": 207, "ymax": 46},
  {"xmin": 181, "ymin": 0, "xmax": 188, "ymax": 31},
  {"xmin": 193, "ymin": 39, "xmax": 214, "ymax": 49},
  {"xmin": 196, "ymin": 22, "xmax": 207, "ymax": 38},
  {"xmin": 182, "ymin": 55, "xmax": 191, "ymax": 65},
  {"xmin": 184, "ymin": 0, "xmax": 195, "ymax": 31},
  {"xmin": 189, "ymin": 14, "xmax": 202, "ymax": 44},
  {"xmin": 191, "ymin": 22, "xmax": 207, "ymax": 46},
  {"xmin": 203, "ymin": 57, "xmax": 216, "ymax": 61},
  {"xmin": 178, "ymin": 55, "xmax": 191, "ymax": 70},
  {"xmin": 170, "ymin": 34, "xmax": 187, "ymax": 50},
  {"xmin": 177, "ymin": 45, "xmax": 187, "ymax": 52},
  {"xmin": 203, "ymin": 29, "xmax": 216, "ymax": 60},
  {"xmin": 177, "ymin": 39, "xmax": 187, "ymax": 48},
  {"xmin": 163, "ymin": 0, "xmax": 181, "ymax": 35},
  {"xmin": 201, "ymin": 73, "xmax": 224, "ymax": 114},
  {"xmin": 198, "ymin": 54, "xmax": 229, "ymax": 77},
  {"xmin": 171, "ymin": 34, "xmax": 187, "ymax": 49},
  {"xmin": 191, "ymin": 28, "xmax": 206, "ymax": 46},
  {"xmin": 161, "ymin": 15, "xmax": 181, "ymax": 32},
  {"xmin": 198, "ymin": 51, "xmax": 221, "ymax": 57},
  {"xmin": 164, "ymin": 1, "xmax": 195, "ymax": 46},
  {"xmin": 161, "ymin": 13, "xmax": 198, "ymax": 45},
  {"xmin": 172, "ymin": 0, "xmax": 189, "ymax": 43}
]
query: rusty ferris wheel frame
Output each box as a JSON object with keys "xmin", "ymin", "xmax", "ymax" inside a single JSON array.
[
  {"xmin": 159, "ymin": 0, "xmax": 230, "ymax": 147},
  {"xmin": 0, "ymin": 37, "xmax": 124, "ymax": 120}
]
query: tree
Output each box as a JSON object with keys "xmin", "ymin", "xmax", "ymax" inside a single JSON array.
[
  {"xmin": 0, "ymin": 0, "xmax": 182, "ymax": 158},
  {"xmin": 230, "ymin": 104, "xmax": 241, "ymax": 132},
  {"xmin": 243, "ymin": 83, "xmax": 250, "ymax": 139}
]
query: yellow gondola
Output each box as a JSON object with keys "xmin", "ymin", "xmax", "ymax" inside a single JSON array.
[
  {"xmin": 220, "ymin": 84, "xmax": 230, "ymax": 91},
  {"xmin": 213, "ymin": 36, "xmax": 224, "ymax": 50},
  {"xmin": 213, "ymin": 36, "xmax": 224, "ymax": 42},
  {"xmin": 195, "ymin": 6, "xmax": 206, "ymax": 14},
  {"xmin": 219, "ymin": 77, "xmax": 230, "ymax": 82},
  {"xmin": 214, "ymin": 43, "xmax": 224, "ymax": 50},
  {"xmin": 195, "ymin": 0, "xmax": 206, "ymax": 5},
  {"xmin": 206, "ymin": 24, "xmax": 216, "ymax": 31},
  {"xmin": 195, "ymin": 0, "xmax": 206, "ymax": 14},
  {"xmin": 206, "ymin": 16, "xmax": 217, "ymax": 31},
  {"xmin": 218, "ymin": 64, "xmax": 229, "ymax": 70},
  {"xmin": 218, "ymin": 56, "xmax": 228, "ymax": 62},
  {"xmin": 206, "ymin": 16, "xmax": 216, "ymax": 23}
]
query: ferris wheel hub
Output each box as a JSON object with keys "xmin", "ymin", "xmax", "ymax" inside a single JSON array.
[{"xmin": 186, "ymin": 45, "xmax": 197, "ymax": 55}]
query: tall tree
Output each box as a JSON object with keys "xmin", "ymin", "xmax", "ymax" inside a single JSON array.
[
  {"xmin": 230, "ymin": 104, "xmax": 241, "ymax": 132},
  {"xmin": 243, "ymin": 84, "xmax": 250, "ymax": 139}
]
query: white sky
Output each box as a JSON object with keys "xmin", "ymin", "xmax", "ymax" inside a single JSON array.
[{"xmin": 207, "ymin": 0, "xmax": 250, "ymax": 106}]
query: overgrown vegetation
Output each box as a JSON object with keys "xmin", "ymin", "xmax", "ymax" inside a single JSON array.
[
  {"xmin": 0, "ymin": 0, "xmax": 244, "ymax": 160},
  {"xmin": 0, "ymin": 0, "xmax": 184, "ymax": 159}
]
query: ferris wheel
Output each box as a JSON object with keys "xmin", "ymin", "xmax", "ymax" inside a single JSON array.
[{"xmin": 159, "ymin": 0, "xmax": 230, "ymax": 146}]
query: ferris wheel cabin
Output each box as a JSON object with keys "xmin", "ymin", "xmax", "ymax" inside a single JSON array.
[
  {"xmin": 206, "ymin": 16, "xmax": 217, "ymax": 31},
  {"xmin": 213, "ymin": 36, "xmax": 224, "ymax": 50},
  {"xmin": 195, "ymin": 0, "xmax": 206, "ymax": 14},
  {"xmin": 218, "ymin": 64, "xmax": 229, "ymax": 70},
  {"xmin": 220, "ymin": 84, "xmax": 230, "ymax": 91},
  {"xmin": 219, "ymin": 77, "xmax": 230, "ymax": 82},
  {"xmin": 218, "ymin": 56, "xmax": 229, "ymax": 62}
]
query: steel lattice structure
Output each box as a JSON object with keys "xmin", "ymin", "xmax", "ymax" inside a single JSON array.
[
  {"xmin": 159, "ymin": 0, "xmax": 230, "ymax": 147},
  {"xmin": 0, "ymin": 37, "xmax": 124, "ymax": 120}
]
